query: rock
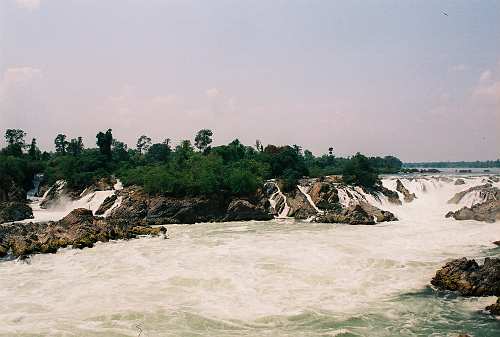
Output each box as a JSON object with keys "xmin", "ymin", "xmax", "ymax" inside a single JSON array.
[
  {"xmin": 0, "ymin": 208, "xmax": 166, "ymax": 258},
  {"xmin": 486, "ymin": 298, "xmax": 500, "ymax": 315},
  {"xmin": 493, "ymin": 241, "xmax": 500, "ymax": 246},
  {"xmin": 286, "ymin": 187, "xmax": 318, "ymax": 219},
  {"xmin": 95, "ymin": 194, "xmax": 118, "ymax": 215},
  {"xmin": 446, "ymin": 200, "xmax": 500, "ymax": 223},
  {"xmin": 315, "ymin": 204, "xmax": 375, "ymax": 225},
  {"xmin": 110, "ymin": 186, "xmax": 272, "ymax": 224},
  {"xmin": 0, "ymin": 202, "xmax": 33, "ymax": 223},
  {"xmin": 223, "ymin": 199, "xmax": 273, "ymax": 221},
  {"xmin": 448, "ymin": 184, "xmax": 498, "ymax": 204},
  {"xmin": 308, "ymin": 181, "xmax": 340, "ymax": 210},
  {"xmin": 377, "ymin": 185, "xmax": 402, "ymax": 205},
  {"xmin": 358, "ymin": 201, "xmax": 398, "ymax": 222},
  {"xmin": 454, "ymin": 178, "xmax": 466, "ymax": 185},
  {"xmin": 431, "ymin": 257, "xmax": 500, "ymax": 296},
  {"xmin": 489, "ymin": 176, "xmax": 499, "ymax": 183},
  {"xmin": 439, "ymin": 176, "xmax": 454, "ymax": 183},
  {"xmin": 396, "ymin": 179, "xmax": 417, "ymax": 202}
]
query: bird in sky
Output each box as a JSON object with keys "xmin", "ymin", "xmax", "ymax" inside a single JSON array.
[{"xmin": 442, "ymin": 11, "xmax": 449, "ymax": 16}]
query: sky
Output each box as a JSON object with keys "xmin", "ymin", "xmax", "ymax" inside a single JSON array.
[{"xmin": 0, "ymin": 0, "xmax": 499, "ymax": 162}]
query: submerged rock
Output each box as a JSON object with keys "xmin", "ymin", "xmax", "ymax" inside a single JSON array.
[
  {"xmin": 0, "ymin": 202, "xmax": 33, "ymax": 224},
  {"xmin": 395, "ymin": 179, "xmax": 417, "ymax": 203},
  {"xmin": 447, "ymin": 184, "xmax": 498, "ymax": 204},
  {"xmin": 431, "ymin": 257, "xmax": 500, "ymax": 296},
  {"xmin": 0, "ymin": 208, "xmax": 166, "ymax": 258}
]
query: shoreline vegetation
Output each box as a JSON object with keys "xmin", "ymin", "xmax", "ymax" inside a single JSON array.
[{"xmin": 1, "ymin": 128, "xmax": 403, "ymax": 200}]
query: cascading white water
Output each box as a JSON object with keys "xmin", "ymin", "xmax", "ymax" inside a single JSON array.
[
  {"xmin": 297, "ymin": 185, "xmax": 322, "ymax": 213},
  {"xmin": 21, "ymin": 179, "xmax": 124, "ymax": 223},
  {"xmin": 1, "ymin": 175, "xmax": 499, "ymax": 337},
  {"xmin": 268, "ymin": 181, "xmax": 290, "ymax": 218}
]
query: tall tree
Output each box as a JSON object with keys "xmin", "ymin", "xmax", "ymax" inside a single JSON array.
[
  {"xmin": 4, "ymin": 129, "xmax": 26, "ymax": 156},
  {"xmin": 194, "ymin": 129, "xmax": 213, "ymax": 153},
  {"xmin": 5, "ymin": 129, "xmax": 26, "ymax": 146},
  {"xmin": 112, "ymin": 139, "xmax": 129, "ymax": 161},
  {"xmin": 54, "ymin": 134, "xmax": 69, "ymax": 155},
  {"xmin": 96, "ymin": 129, "xmax": 113, "ymax": 158},
  {"xmin": 136, "ymin": 135, "xmax": 152, "ymax": 154},
  {"xmin": 328, "ymin": 147, "xmax": 334, "ymax": 156},
  {"xmin": 28, "ymin": 138, "xmax": 41, "ymax": 160},
  {"xmin": 68, "ymin": 137, "xmax": 84, "ymax": 156},
  {"xmin": 255, "ymin": 139, "xmax": 263, "ymax": 152}
]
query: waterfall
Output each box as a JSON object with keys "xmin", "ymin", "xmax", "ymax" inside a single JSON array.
[
  {"xmin": 27, "ymin": 173, "xmax": 44, "ymax": 200},
  {"xmin": 297, "ymin": 185, "xmax": 322, "ymax": 213},
  {"xmin": 267, "ymin": 181, "xmax": 290, "ymax": 218}
]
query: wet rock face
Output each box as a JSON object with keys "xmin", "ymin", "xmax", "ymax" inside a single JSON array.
[
  {"xmin": 446, "ymin": 185, "xmax": 500, "ymax": 223},
  {"xmin": 448, "ymin": 184, "xmax": 499, "ymax": 205},
  {"xmin": 395, "ymin": 179, "xmax": 417, "ymax": 203},
  {"xmin": 0, "ymin": 202, "xmax": 33, "ymax": 224},
  {"xmin": 286, "ymin": 187, "xmax": 317, "ymax": 220},
  {"xmin": 308, "ymin": 182, "xmax": 340, "ymax": 210},
  {"xmin": 377, "ymin": 186, "xmax": 402, "ymax": 205},
  {"xmin": 454, "ymin": 178, "xmax": 466, "ymax": 185},
  {"xmin": 313, "ymin": 202, "xmax": 397, "ymax": 225},
  {"xmin": 95, "ymin": 194, "xmax": 118, "ymax": 215},
  {"xmin": 223, "ymin": 199, "xmax": 273, "ymax": 221},
  {"xmin": 0, "ymin": 208, "xmax": 166, "ymax": 258},
  {"xmin": 446, "ymin": 200, "xmax": 500, "ymax": 223},
  {"xmin": 110, "ymin": 186, "xmax": 272, "ymax": 225},
  {"xmin": 431, "ymin": 258, "xmax": 500, "ymax": 297}
]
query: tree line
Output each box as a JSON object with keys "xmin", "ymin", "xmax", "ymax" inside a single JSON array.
[{"xmin": 0, "ymin": 128, "xmax": 404, "ymax": 197}]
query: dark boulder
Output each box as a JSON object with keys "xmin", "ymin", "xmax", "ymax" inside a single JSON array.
[
  {"xmin": 431, "ymin": 257, "xmax": 500, "ymax": 296},
  {"xmin": 377, "ymin": 185, "xmax": 402, "ymax": 205},
  {"xmin": 445, "ymin": 200, "xmax": 499, "ymax": 223},
  {"xmin": 486, "ymin": 298, "xmax": 500, "ymax": 315},
  {"xmin": 223, "ymin": 199, "xmax": 273, "ymax": 221},
  {"xmin": 0, "ymin": 202, "xmax": 33, "ymax": 224}
]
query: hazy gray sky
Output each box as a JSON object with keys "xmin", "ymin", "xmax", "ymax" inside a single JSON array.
[{"xmin": 1, "ymin": 0, "xmax": 499, "ymax": 161}]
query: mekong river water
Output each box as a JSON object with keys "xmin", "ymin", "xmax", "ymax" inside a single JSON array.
[{"xmin": 0, "ymin": 176, "xmax": 499, "ymax": 336}]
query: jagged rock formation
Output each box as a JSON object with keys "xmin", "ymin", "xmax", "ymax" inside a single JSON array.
[
  {"xmin": 314, "ymin": 201, "xmax": 397, "ymax": 225},
  {"xmin": 109, "ymin": 186, "xmax": 272, "ymax": 225},
  {"xmin": 446, "ymin": 185, "xmax": 499, "ymax": 223},
  {"xmin": 454, "ymin": 178, "xmax": 466, "ymax": 185},
  {"xmin": 95, "ymin": 194, "xmax": 118, "ymax": 215},
  {"xmin": 287, "ymin": 187, "xmax": 318, "ymax": 219},
  {"xmin": 377, "ymin": 185, "xmax": 402, "ymax": 205},
  {"xmin": 396, "ymin": 179, "xmax": 417, "ymax": 202},
  {"xmin": 0, "ymin": 208, "xmax": 165, "ymax": 258},
  {"xmin": 431, "ymin": 257, "xmax": 500, "ymax": 315}
]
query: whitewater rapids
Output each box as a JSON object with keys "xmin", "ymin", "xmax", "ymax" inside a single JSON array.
[{"xmin": 0, "ymin": 175, "xmax": 499, "ymax": 336}]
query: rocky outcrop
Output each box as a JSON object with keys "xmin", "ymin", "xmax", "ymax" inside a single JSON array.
[
  {"xmin": 95, "ymin": 194, "xmax": 118, "ymax": 215},
  {"xmin": 286, "ymin": 187, "xmax": 317, "ymax": 219},
  {"xmin": 308, "ymin": 181, "xmax": 340, "ymax": 210},
  {"xmin": 454, "ymin": 178, "xmax": 466, "ymax": 185},
  {"xmin": 0, "ymin": 208, "xmax": 166, "ymax": 258},
  {"xmin": 446, "ymin": 185, "xmax": 499, "ymax": 223},
  {"xmin": 313, "ymin": 202, "xmax": 397, "ymax": 225},
  {"xmin": 431, "ymin": 257, "xmax": 500, "ymax": 316},
  {"xmin": 447, "ymin": 184, "xmax": 498, "ymax": 204},
  {"xmin": 109, "ymin": 186, "xmax": 272, "ymax": 225},
  {"xmin": 395, "ymin": 179, "xmax": 416, "ymax": 202},
  {"xmin": 486, "ymin": 298, "xmax": 500, "ymax": 315},
  {"xmin": 0, "ymin": 202, "xmax": 33, "ymax": 223},
  {"xmin": 223, "ymin": 199, "xmax": 273, "ymax": 221},
  {"xmin": 377, "ymin": 185, "xmax": 402, "ymax": 205},
  {"xmin": 431, "ymin": 258, "xmax": 500, "ymax": 296},
  {"xmin": 445, "ymin": 200, "xmax": 500, "ymax": 223}
]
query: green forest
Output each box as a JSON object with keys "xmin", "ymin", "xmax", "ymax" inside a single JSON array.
[{"xmin": 0, "ymin": 129, "xmax": 403, "ymax": 197}]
